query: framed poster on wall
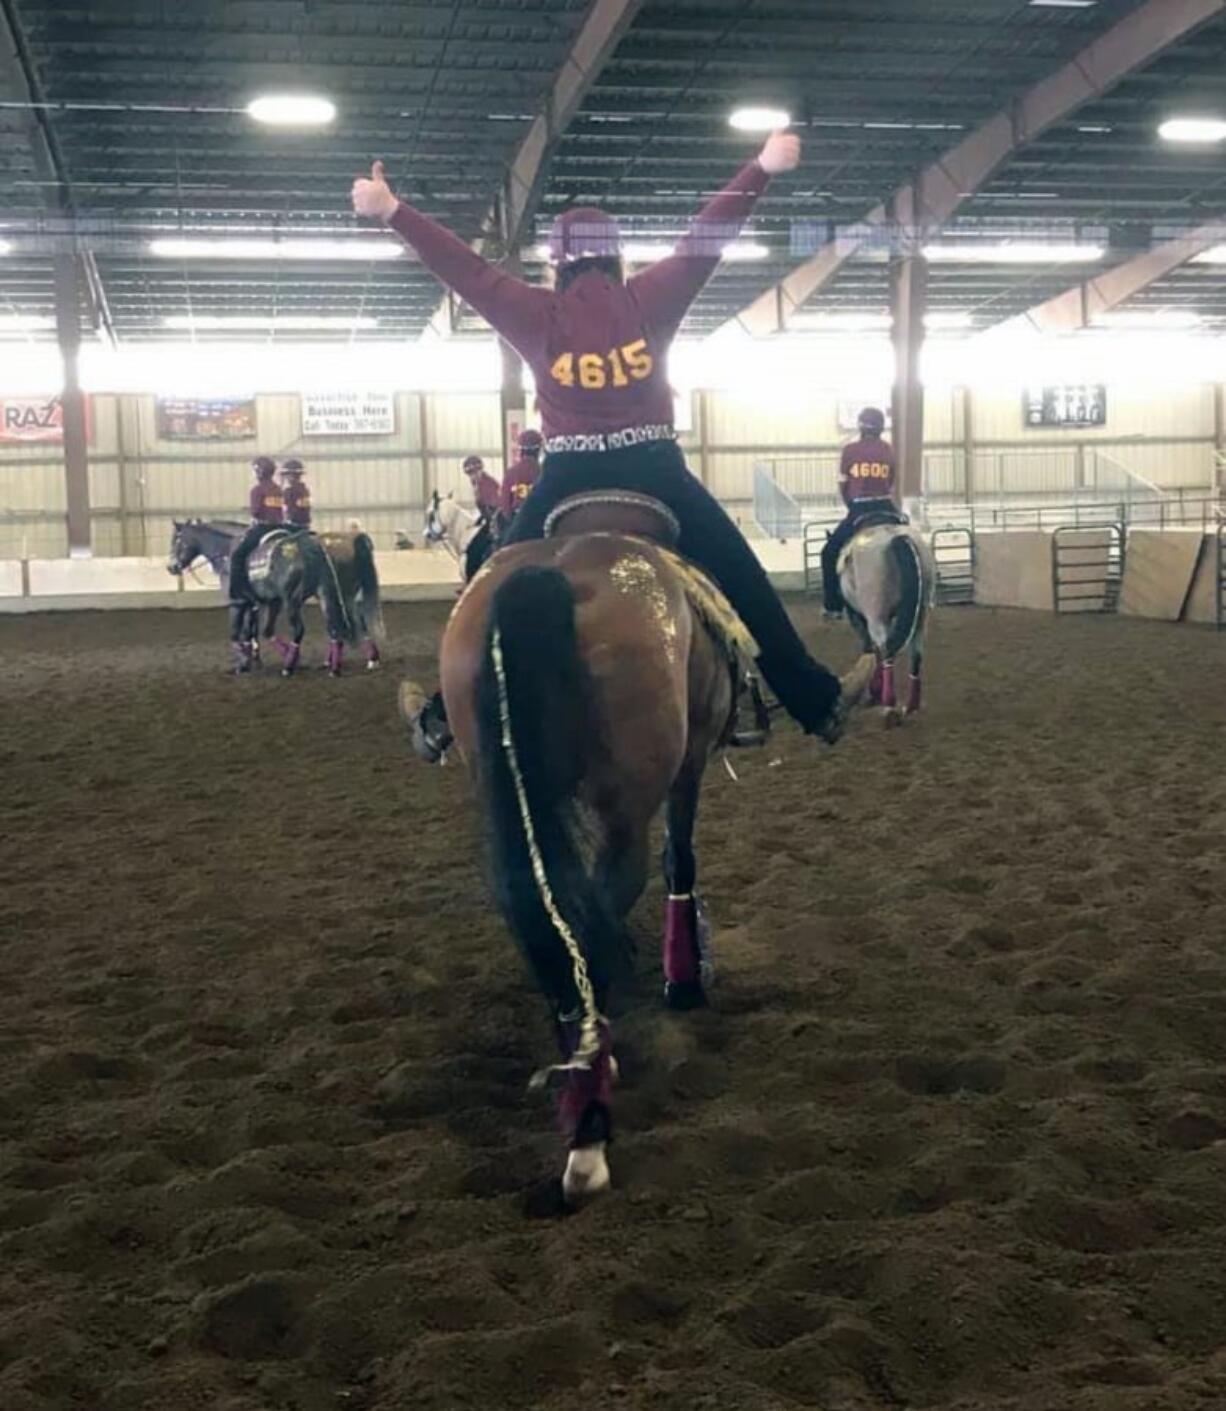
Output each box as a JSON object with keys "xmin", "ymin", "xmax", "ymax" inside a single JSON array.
[
  {"xmin": 1024, "ymin": 385, "xmax": 1107, "ymax": 428},
  {"xmin": 156, "ymin": 397, "xmax": 257, "ymax": 440},
  {"xmin": 301, "ymin": 390, "xmax": 395, "ymax": 436}
]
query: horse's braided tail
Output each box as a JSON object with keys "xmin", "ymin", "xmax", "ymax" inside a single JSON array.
[
  {"xmin": 475, "ymin": 567, "xmax": 629, "ymax": 1070},
  {"xmin": 353, "ymin": 532, "xmax": 385, "ymax": 641},
  {"xmin": 885, "ymin": 533, "xmax": 925, "ymax": 661}
]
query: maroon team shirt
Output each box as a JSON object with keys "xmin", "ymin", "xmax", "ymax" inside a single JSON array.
[
  {"xmin": 284, "ymin": 481, "xmax": 312, "ymax": 527},
  {"xmin": 839, "ymin": 437, "xmax": 897, "ymax": 506},
  {"xmin": 470, "ymin": 471, "xmax": 501, "ymax": 516},
  {"xmin": 250, "ymin": 480, "xmax": 284, "ymax": 524},
  {"xmin": 389, "ymin": 162, "xmax": 770, "ymax": 440},
  {"xmin": 499, "ymin": 455, "xmax": 540, "ymax": 515}
]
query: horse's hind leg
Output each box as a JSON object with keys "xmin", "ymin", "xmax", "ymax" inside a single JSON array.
[
  {"xmin": 906, "ymin": 634, "xmax": 924, "ymax": 715},
  {"xmin": 662, "ymin": 765, "xmax": 709, "ymax": 1011},
  {"xmin": 279, "ymin": 598, "xmax": 306, "ymax": 676},
  {"xmin": 879, "ymin": 656, "xmax": 897, "ymax": 710}
]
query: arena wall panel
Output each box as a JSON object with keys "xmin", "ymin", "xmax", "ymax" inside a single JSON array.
[
  {"xmin": 1121, "ymin": 530, "xmax": 1205, "ymax": 620},
  {"xmin": 974, "ymin": 531, "xmax": 1055, "ymax": 611},
  {"xmin": 1184, "ymin": 535, "xmax": 1221, "ymax": 625}
]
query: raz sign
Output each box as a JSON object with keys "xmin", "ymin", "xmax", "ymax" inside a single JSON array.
[{"xmin": 301, "ymin": 390, "xmax": 395, "ymax": 437}]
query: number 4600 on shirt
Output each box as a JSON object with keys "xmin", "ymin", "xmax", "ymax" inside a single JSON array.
[{"xmin": 550, "ymin": 339, "xmax": 654, "ymax": 391}]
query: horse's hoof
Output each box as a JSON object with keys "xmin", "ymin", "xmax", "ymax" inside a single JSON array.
[
  {"xmin": 561, "ymin": 1144, "xmax": 610, "ymax": 1206},
  {"xmin": 366, "ymin": 659, "xmax": 380, "ymax": 672},
  {"xmin": 281, "ymin": 668, "xmax": 294, "ymax": 678},
  {"xmin": 664, "ymin": 979, "xmax": 707, "ymax": 1011},
  {"xmin": 883, "ymin": 707, "xmax": 905, "ymax": 729}
]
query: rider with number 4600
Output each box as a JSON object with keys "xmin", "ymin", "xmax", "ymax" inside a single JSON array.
[{"xmin": 351, "ymin": 132, "xmax": 845, "ymax": 744}]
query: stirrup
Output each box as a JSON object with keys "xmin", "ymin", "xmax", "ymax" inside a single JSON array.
[
  {"xmin": 728, "ymin": 671, "xmax": 771, "ymax": 749},
  {"xmin": 398, "ymin": 682, "xmax": 453, "ymax": 764}
]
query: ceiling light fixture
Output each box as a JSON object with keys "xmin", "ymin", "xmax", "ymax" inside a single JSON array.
[
  {"xmin": 728, "ymin": 106, "xmax": 791, "ymax": 133},
  {"xmin": 150, "ymin": 238, "xmax": 400, "ymax": 262},
  {"xmin": 1158, "ymin": 116, "xmax": 1226, "ymax": 144},
  {"xmin": 246, "ymin": 94, "xmax": 336, "ymax": 127},
  {"xmin": 163, "ymin": 315, "xmax": 379, "ymax": 330},
  {"xmin": 923, "ymin": 242, "xmax": 1104, "ymax": 264}
]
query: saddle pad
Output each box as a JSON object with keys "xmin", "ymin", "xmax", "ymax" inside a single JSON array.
[
  {"xmin": 654, "ymin": 546, "xmax": 760, "ymax": 664},
  {"xmin": 247, "ymin": 530, "xmax": 292, "ymax": 582}
]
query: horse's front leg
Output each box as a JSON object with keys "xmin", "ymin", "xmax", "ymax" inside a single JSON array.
[
  {"xmin": 662, "ymin": 764, "xmax": 710, "ymax": 1011},
  {"xmin": 228, "ymin": 601, "xmax": 252, "ymax": 674}
]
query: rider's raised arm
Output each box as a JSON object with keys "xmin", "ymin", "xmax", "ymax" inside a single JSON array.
[
  {"xmin": 387, "ymin": 200, "xmax": 551, "ymax": 359},
  {"xmin": 627, "ymin": 161, "xmax": 770, "ymax": 340}
]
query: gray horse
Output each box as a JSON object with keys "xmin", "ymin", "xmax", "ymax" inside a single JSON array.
[{"xmin": 837, "ymin": 522, "xmax": 936, "ymax": 718}]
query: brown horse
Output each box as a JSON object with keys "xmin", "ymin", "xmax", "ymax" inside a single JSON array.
[{"xmin": 428, "ymin": 498, "xmax": 872, "ymax": 1204}]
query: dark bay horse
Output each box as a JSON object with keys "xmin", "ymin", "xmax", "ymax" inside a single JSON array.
[
  {"xmin": 432, "ymin": 500, "xmax": 873, "ymax": 1203},
  {"xmin": 167, "ymin": 519, "xmax": 384, "ymax": 675}
]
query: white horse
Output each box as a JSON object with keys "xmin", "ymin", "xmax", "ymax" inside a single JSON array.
[
  {"xmin": 838, "ymin": 522, "xmax": 937, "ymax": 719},
  {"xmin": 424, "ymin": 489, "xmax": 482, "ymax": 571}
]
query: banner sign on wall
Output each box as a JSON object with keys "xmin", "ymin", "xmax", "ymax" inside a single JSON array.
[
  {"xmin": 0, "ymin": 394, "xmax": 72, "ymax": 444},
  {"xmin": 837, "ymin": 399, "xmax": 893, "ymax": 433},
  {"xmin": 301, "ymin": 390, "xmax": 395, "ymax": 437},
  {"xmin": 1024, "ymin": 385, "xmax": 1107, "ymax": 429},
  {"xmin": 156, "ymin": 397, "xmax": 258, "ymax": 441}
]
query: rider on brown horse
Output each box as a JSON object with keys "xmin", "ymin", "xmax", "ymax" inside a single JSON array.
[{"xmin": 353, "ymin": 132, "xmax": 844, "ymax": 753}]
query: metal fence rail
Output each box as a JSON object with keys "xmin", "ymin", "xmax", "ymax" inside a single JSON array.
[
  {"xmin": 1052, "ymin": 523, "xmax": 1125, "ymax": 615},
  {"xmin": 931, "ymin": 527, "xmax": 975, "ymax": 605}
]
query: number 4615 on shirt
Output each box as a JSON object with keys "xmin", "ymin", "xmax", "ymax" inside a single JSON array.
[{"xmin": 550, "ymin": 339, "xmax": 654, "ymax": 390}]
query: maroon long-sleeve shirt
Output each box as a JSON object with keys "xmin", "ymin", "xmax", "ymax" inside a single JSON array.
[
  {"xmin": 469, "ymin": 470, "xmax": 502, "ymax": 516},
  {"xmin": 249, "ymin": 479, "xmax": 284, "ymax": 524},
  {"xmin": 500, "ymin": 455, "xmax": 541, "ymax": 515},
  {"xmin": 839, "ymin": 437, "xmax": 897, "ymax": 506},
  {"xmin": 283, "ymin": 480, "xmax": 312, "ymax": 527},
  {"xmin": 389, "ymin": 162, "xmax": 770, "ymax": 439}
]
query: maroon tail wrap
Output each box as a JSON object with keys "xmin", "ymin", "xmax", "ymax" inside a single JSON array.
[
  {"xmin": 664, "ymin": 894, "xmax": 700, "ymax": 986},
  {"xmin": 554, "ymin": 1016, "xmax": 615, "ymax": 1147}
]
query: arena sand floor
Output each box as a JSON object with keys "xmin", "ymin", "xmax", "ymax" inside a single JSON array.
[{"xmin": 0, "ymin": 598, "xmax": 1224, "ymax": 1411}]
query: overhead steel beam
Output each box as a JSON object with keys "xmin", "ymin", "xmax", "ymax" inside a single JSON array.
[
  {"xmin": 711, "ymin": 0, "xmax": 1226, "ymax": 342},
  {"xmin": 423, "ymin": 0, "xmax": 645, "ymax": 339},
  {"xmin": 984, "ymin": 219, "xmax": 1226, "ymax": 336},
  {"xmin": 0, "ymin": 0, "xmax": 117, "ymax": 349}
]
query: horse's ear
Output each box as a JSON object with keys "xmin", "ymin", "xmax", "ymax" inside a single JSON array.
[{"xmin": 172, "ymin": 518, "xmax": 182, "ymax": 530}]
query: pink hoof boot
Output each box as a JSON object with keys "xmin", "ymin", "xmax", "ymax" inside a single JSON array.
[
  {"xmin": 664, "ymin": 895, "xmax": 707, "ymax": 1010},
  {"xmin": 906, "ymin": 673, "xmax": 922, "ymax": 714}
]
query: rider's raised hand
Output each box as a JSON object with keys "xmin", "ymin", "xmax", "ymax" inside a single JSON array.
[
  {"xmin": 758, "ymin": 130, "xmax": 801, "ymax": 175},
  {"xmin": 351, "ymin": 160, "xmax": 399, "ymax": 223}
]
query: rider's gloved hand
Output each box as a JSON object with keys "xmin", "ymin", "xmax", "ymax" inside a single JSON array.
[
  {"xmin": 352, "ymin": 160, "xmax": 399, "ymax": 224},
  {"xmin": 757, "ymin": 131, "xmax": 801, "ymax": 175}
]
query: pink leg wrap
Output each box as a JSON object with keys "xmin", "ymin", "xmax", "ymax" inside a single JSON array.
[
  {"xmin": 868, "ymin": 662, "xmax": 884, "ymax": 705},
  {"xmin": 554, "ymin": 1019, "xmax": 615, "ymax": 1143},
  {"xmin": 664, "ymin": 895, "xmax": 700, "ymax": 986},
  {"xmin": 880, "ymin": 660, "xmax": 897, "ymax": 709},
  {"xmin": 273, "ymin": 637, "xmax": 292, "ymax": 660},
  {"xmin": 365, "ymin": 640, "xmax": 381, "ymax": 665},
  {"xmin": 906, "ymin": 673, "xmax": 922, "ymax": 713},
  {"xmin": 327, "ymin": 640, "xmax": 343, "ymax": 674}
]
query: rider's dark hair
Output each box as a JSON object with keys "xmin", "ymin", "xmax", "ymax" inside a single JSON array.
[{"xmin": 556, "ymin": 255, "xmax": 624, "ymax": 293}]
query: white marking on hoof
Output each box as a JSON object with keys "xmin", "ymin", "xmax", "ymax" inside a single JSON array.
[{"xmin": 562, "ymin": 1144, "xmax": 610, "ymax": 1204}]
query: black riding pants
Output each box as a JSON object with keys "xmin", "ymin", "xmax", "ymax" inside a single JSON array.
[
  {"xmin": 501, "ymin": 439, "xmax": 840, "ymax": 734},
  {"xmin": 464, "ymin": 521, "xmax": 495, "ymax": 581},
  {"xmin": 820, "ymin": 499, "xmax": 898, "ymax": 612}
]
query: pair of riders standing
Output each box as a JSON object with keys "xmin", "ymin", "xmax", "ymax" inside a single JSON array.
[
  {"xmin": 230, "ymin": 456, "xmax": 312, "ymax": 602},
  {"xmin": 353, "ymin": 129, "xmax": 899, "ymax": 745}
]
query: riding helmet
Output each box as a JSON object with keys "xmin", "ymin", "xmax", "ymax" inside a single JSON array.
[
  {"xmin": 252, "ymin": 455, "xmax": 277, "ymax": 477},
  {"xmin": 282, "ymin": 458, "xmax": 304, "ymax": 476},
  {"xmin": 548, "ymin": 206, "xmax": 622, "ymax": 266},
  {"xmin": 517, "ymin": 428, "xmax": 544, "ymax": 455},
  {"xmin": 858, "ymin": 407, "xmax": 886, "ymax": 435},
  {"xmin": 462, "ymin": 455, "xmax": 484, "ymax": 474}
]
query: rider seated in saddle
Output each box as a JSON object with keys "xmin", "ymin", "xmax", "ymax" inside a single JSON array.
[
  {"xmin": 821, "ymin": 407, "xmax": 901, "ymax": 619},
  {"xmin": 462, "ymin": 455, "xmax": 502, "ymax": 579},
  {"xmin": 281, "ymin": 458, "xmax": 312, "ymax": 530},
  {"xmin": 230, "ymin": 456, "xmax": 285, "ymax": 602},
  {"xmin": 498, "ymin": 427, "xmax": 544, "ymax": 536},
  {"xmin": 352, "ymin": 131, "xmax": 844, "ymax": 746}
]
